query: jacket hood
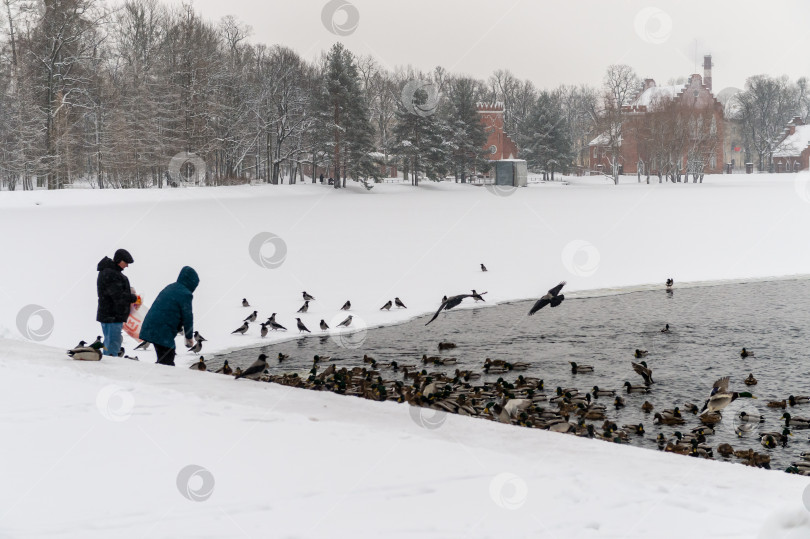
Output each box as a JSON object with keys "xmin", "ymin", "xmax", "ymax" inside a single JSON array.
[
  {"xmin": 177, "ymin": 266, "xmax": 199, "ymax": 292},
  {"xmin": 97, "ymin": 256, "xmax": 118, "ymax": 272}
]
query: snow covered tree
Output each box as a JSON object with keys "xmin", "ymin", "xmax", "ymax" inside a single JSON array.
[
  {"xmin": 444, "ymin": 77, "xmax": 488, "ymax": 183},
  {"xmin": 518, "ymin": 90, "xmax": 572, "ymax": 179}
]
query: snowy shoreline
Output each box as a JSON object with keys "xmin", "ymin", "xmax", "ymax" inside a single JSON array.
[{"xmin": 4, "ymin": 174, "xmax": 810, "ymax": 538}]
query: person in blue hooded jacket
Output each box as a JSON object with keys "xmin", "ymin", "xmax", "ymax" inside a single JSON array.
[{"xmin": 140, "ymin": 266, "xmax": 199, "ymax": 366}]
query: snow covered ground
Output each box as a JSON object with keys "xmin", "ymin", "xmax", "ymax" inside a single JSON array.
[{"xmin": 3, "ymin": 174, "xmax": 810, "ymax": 538}]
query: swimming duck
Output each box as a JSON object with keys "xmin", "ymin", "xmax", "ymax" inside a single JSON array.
[
  {"xmin": 641, "ymin": 401, "xmax": 654, "ymax": 413},
  {"xmin": 569, "ymin": 362, "xmax": 594, "ymax": 374},
  {"xmin": 717, "ymin": 443, "xmax": 734, "ymax": 457},
  {"xmin": 659, "ymin": 407, "xmax": 682, "ymax": 419},
  {"xmin": 576, "ymin": 403, "xmax": 605, "ymax": 420},
  {"xmin": 699, "ymin": 412, "xmax": 722, "ymax": 426},
  {"xmin": 738, "ymin": 411, "xmax": 765, "ymax": 423},
  {"xmin": 623, "ymin": 382, "xmax": 651, "ymax": 394},
  {"xmin": 740, "ymin": 348, "xmax": 754, "ymax": 359},
  {"xmin": 634, "ymin": 349, "xmax": 648, "ymax": 358},
  {"xmin": 782, "ymin": 413, "xmax": 810, "ymax": 429},
  {"xmin": 768, "ymin": 399, "xmax": 787, "ymax": 409},
  {"xmin": 622, "ymin": 423, "xmax": 645, "ymax": 435},
  {"xmin": 744, "ymin": 373, "xmax": 757, "ymax": 386},
  {"xmin": 438, "ymin": 342, "xmax": 456, "ymax": 351},
  {"xmin": 591, "ymin": 386, "xmax": 615, "ymax": 397},
  {"xmin": 654, "ymin": 412, "xmax": 685, "ymax": 426},
  {"xmin": 278, "ymin": 353, "xmax": 290, "ymax": 362},
  {"xmin": 632, "ymin": 361, "xmax": 654, "ymax": 385},
  {"xmin": 789, "ymin": 395, "xmax": 810, "ymax": 406},
  {"xmin": 660, "ymin": 324, "xmax": 670, "ymax": 333},
  {"xmin": 614, "ymin": 396, "xmax": 626, "ymax": 408}
]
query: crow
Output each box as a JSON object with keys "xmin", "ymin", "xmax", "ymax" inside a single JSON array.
[
  {"xmin": 425, "ymin": 294, "xmax": 475, "ymax": 326},
  {"xmin": 395, "ymin": 297, "xmax": 407, "ymax": 308},
  {"xmin": 296, "ymin": 318, "xmax": 311, "ymax": 333},
  {"xmin": 528, "ymin": 282, "xmax": 566, "ymax": 315}
]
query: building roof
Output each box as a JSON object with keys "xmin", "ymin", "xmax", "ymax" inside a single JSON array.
[
  {"xmin": 631, "ymin": 84, "xmax": 684, "ymax": 108},
  {"xmin": 774, "ymin": 124, "xmax": 810, "ymax": 158}
]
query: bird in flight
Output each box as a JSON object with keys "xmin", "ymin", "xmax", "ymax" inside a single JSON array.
[
  {"xmin": 425, "ymin": 294, "xmax": 475, "ymax": 326},
  {"xmin": 528, "ymin": 281, "xmax": 566, "ymax": 315}
]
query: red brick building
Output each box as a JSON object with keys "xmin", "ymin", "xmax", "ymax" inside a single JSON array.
[
  {"xmin": 589, "ymin": 55, "xmax": 725, "ymax": 176},
  {"xmin": 477, "ymin": 103, "xmax": 518, "ymax": 160},
  {"xmin": 773, "ymin": 117, "xmax": 810, "ymax": 172}
]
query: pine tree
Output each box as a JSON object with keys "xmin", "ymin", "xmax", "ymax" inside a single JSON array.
[
  {"xmin": 392, "ymin": 86, "xmax": 447, "ymax": 185},
  {"xmin": 519, "ymin": 90, "xmax": 572, "ymax": 179},
  {"xmin": 444, "ymin": 78, "xmax": 488, "ymax": 183}
]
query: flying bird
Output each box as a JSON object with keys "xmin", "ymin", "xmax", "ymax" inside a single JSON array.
[
  {"xmin": 235, "ymin": 354, "xmax": 268, "ymax": 380},
  {"xmin": 243, "ymin": 311, "xmax": 258, "ymax": 322},
  {"xmin": 529, "ymin": 282, "xmax": 566, "ymax": 315},
  {"xmin": 471, "ymin": 290, "xmax": 487, "ymax": 302},
  {"xmin": 481, "ymin": 263, "xmax": 488, "ymax": 272},
  {"xmin": 320, "ymin": 319, "xmax": 329, "ymax": 331},
  {"xmin": 380, "ymin": 300, "xmax": 392, "ymax": 310},
  {"xmin": 341, "ymin": 301, "xmax": 351, "ymax": 311},
  {"xmin": 425, "ymin": 294, "xmax": 475, "ymax": 326},
  {"xmin": 395, "ymin": 297, "xmax": 407, "ymax": 308},
  {"xmin": 242, "ymin": 298, "xmax": 250, "ymax": 307},
  {"xmin": 231, "ymin": 322, "xmax": 249, "ymax": 335},
  {"xmin": 337, "ymin": 315, "xmax": 353, "ymax": 328},
  {"xmin": 296, "ymin": 318, "xmax": 311, "ymax": 333},
  {"xmin": 303, "ymin": 291, "xmax": 315, "ymax": 301},
  {"xmin": 632, "ymin": 361, "xmax": 655, "ymax": 385},
  {"xmin": 298, "ymin": 301, "xmax": 309, "ymax": 313}
]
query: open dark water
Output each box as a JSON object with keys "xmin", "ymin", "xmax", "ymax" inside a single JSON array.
[{"xmin": 212, "ymin": 278, "xmax": 810, "ymax": 471}]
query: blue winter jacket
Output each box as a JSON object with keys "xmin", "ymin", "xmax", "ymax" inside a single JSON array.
[{"xmin": 140, "ymin": 266, "xmax": 199, "ymax": 349}]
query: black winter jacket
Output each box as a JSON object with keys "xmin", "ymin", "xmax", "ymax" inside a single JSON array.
[{"xmin": 96, "ymin": 257, "xmax": 137, "ymax": 323}]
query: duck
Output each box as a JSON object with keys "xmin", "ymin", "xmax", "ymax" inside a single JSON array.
[
  {"xmin": 576, "ymin": 403, "xmax": 605, "ymax": 420},
  {"xmin": 654, "ymin": 412, "xmax": 685, "ymax": 426},
  {"xmin": 507, "ymin": 362, "xmax": 530, "ymax": 371},
  {"xmin": 278, "ymin": 353, "xmax": 290, "ymax": 362},
  {"xmin": 744, "ymin": 373, "xmax": 757, "ymax": 386},
  {"xmin": 614, "ymin": 396, "xmax": 626, "ymax": 408},
  {"xmin": 666, "ymin": 278, "xmax": 674, "ymax": 289},
  {"xmin": 622, "ymin": 423, "xmax": 645, "ymax": 435},
  {"xmin": 738, "ymin": 411, "xmax": 765, "ymax": 423},
  {"xmin": 782, "ymin": 412, "xmax": 810, "ymax": 429},
  {"xmin": 660, "ymin": 324, "xmax": 670, "ymax": 333},
  {"xmin": 632, "ymin": 361, "xmax": 654, "ymax": 385},
  {"xmin": 789, "ymin": 395, "xmax": 810, "ymax": 406},
  {"xmin": 659, "ymin": 407, "xmax": 682, "ymax": 419},
  {"xmin": 189, "ymin": 356, "xmax": 206, "ymax": 371},
  {"xmin": 699, "ymin": 411, "xmax": 723, "ymax": 426},
  {"xmin": 681, "ymin": 403, "xmax": 700, "ymax": 415},
  {"xmin": 740, "ymin": 348, "xmax": 754, "ymax": 359},
  {"xmin": 701, "ymin": 376, "xmax": 756, "ymax": 414},
  {"xmin": 767, "ymin": 399, "xmax": 787, "ymax": 409},
  {"xmin": 215, "ymin": 360, "xmax": 233, "ymax": 375},
  {"xmin": 623, "ymin": 381, "xmax": 651, "ymax": 394},
  {"xmin": 438, "ymin": 342, "xmax": 456, "ymax": 351},
  {"xmin": 569, "ymin": 362, "xmax": 594, "ymax": 374},
  {"xmin": 641, "ymin": 401, "xmax": 654, "ymax": 413},
  {"xmin": 591, "ymin": 386, "xmax": 615, "ymax": 397},
  {"xmin": 634, "ymin": 349, "xmax": 648, "ymax": 358},
  {"xmin": 717, "ymin": 443, "xmax": 734, "ymax": 457},
  {"xmin": 67, "ymin": 345, "xmax": 102, "ymax": 361}
]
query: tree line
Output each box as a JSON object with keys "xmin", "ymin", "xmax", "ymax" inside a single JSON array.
[{"xmin": 0, "ymin": 0, "xmax": 807, "ymax": 190}]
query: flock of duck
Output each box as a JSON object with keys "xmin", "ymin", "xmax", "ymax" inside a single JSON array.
[{"xmin": 68, "ymin": 272, "xmax": 810, "ymax": 475}]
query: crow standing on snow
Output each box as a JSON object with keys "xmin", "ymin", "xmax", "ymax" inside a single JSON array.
[
  {"xmin": 296, "ymin": 318, "xmax": 311, "ymax": 333},
  {"xmin": 298, "ymin": 301, "xmax": 309, "ymax": 313},
  {"xmin": 341, "ymin": 301, "xmax": 351, "ymax": 311},
  {"xmin": 260, "ymin": 323, "xmax": 268, "ymax": 338},
  {"xmin": 231, "ymin": 322, "xmax": 249, "ymax": 335},
  {"xmin": 337, "ymin": 315, "xmax": 353, "ymax": 328},
  {"xmin": 320, "ymin": 319, "xmax": 329, "ymax": 331},
  {"xmin": 242, "ymin": 298, "xmax": 250, "ymax": 307},
  {"xmin": 528, "ymin": 281, "xmax": 566, "ymax": 315},
  {"xmin": 303, "ymin": 291, "xmax": 316, "ymax": 301},
  {"xmin": 395, "ymin": 297, "xmax": 407, "ymax": 308},
  {"xmin": 425, "ymin": 294, "xmax": 475, "ymax": 326},
  {"xmin": 380, "ymin": 300, "xmax": 392, "ymax": 310},
  {"xmin": 481, "ymin": 264, "xmax": 488, "ymax": 272},
  {"xmin": 244, "ymin": 311, "xmax": 258, "ymax": 323}
]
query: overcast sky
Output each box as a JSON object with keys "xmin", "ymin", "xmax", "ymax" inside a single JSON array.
[{"xmin": 173, "ymin": 0, "xmax": 809, "ymax": 92}]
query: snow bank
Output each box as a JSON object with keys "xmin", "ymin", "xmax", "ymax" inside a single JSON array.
[{"xmin": 3, "ymin": 174, "xmax": 810, "ymax": 537}]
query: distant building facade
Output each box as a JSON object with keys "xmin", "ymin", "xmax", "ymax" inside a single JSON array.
[
  {"xmin": 477, "ymin": 103, "xmax": 518, "ymax": 161},
  {"xmin": 773, "ymin": 117, "xmax": 810, "ymax": 172}
]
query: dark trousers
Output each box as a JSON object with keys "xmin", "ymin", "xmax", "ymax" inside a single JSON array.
[{"xmin": 154, "ymin": 344, "xmax": 176, "ymax": 366}]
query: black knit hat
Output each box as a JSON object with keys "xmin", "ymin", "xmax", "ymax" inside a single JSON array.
[{"xmin": 113, "ymin": 249, "xmax": 134, "ymax": 264}]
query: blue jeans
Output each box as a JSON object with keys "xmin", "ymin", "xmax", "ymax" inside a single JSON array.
[{"xmin": 101, "ymin": 322, "xmax": 124, "ymax": 356}]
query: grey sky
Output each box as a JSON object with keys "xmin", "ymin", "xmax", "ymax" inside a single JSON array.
[{"xmin": 179, "ymin": 0, "xmax": 809, "ymax": 92}]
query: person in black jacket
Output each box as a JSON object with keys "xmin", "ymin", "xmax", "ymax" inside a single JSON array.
[{"xmin": 96, "ymin": 249, "xmax": 137, "ymax": 356}]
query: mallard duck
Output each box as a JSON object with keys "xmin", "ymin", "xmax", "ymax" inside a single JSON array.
[
  {"xmin": 717, "ymin": 443, "xmax": 734, "ymax": 457},
  {"xmin": 547, "ymin": 420, "xmax": 575, "ymax": 433},
  {"xmin": 592, "ymin": 386, "xmax": 615, "ymax": 397},
  {"xmin": 641, "ymin": 401, "xmax": 654, "ymax": 413},
  {"xmin": 701, "ymin": 376, "xmax": 756, "ymax": 413},
  {"xmin": 761, "ymin": 434, "xmax": 778, "ymax": 449},
  {"xmin": 634, "ymin": 349, "xmax": 648, "ymax": 358},
  {"xmin": 570, "ymin": 362, "xmax": 594, "ymax": 374},
  {"xmin": 576, "ymin": 403, "xmax": 605, "ymax": 420},
  {"xmin": 782, "ymin": 413, "xmax": 810, "ymax": 429},
  {"xmin": 761, "ymin": 428, "xmax": 792, "ymax": 447},
  {"xmin": 508, "ymin": 362, "xmax": 530, "ymax": 371},
  {"xmin": 740, "ymin": 348, "xmax": 754, "ymax": 359},
  {"xmin": 660, "ymin": 324, "xmax": 670, "ymax": 333},
  {"xmin": 654, "ymin": 412, "xmax": 685, "ymax": 426},
  {"xmin": 215, "ymin": 360, "xmax": 232, "ymax": 375},
  {"xmin": 624, "ymin": 382, "xmax": 650, "ymax": 394},
  {"xmin": 189, "ymin": 356, "xmax": 206, "ymax": 371},
  {"xmin": 438, "ymin": 342, "xmax": 456, "ymax": 351},
  {"xmin": 660, "ymin": 407, "xmax": 682, "ymax": 419},
  {"xmin": 622, "ymin": 423, "xmax": 645, "ymax": 435},
  {"xmin": 682, "ymin": 403, "xmax": 700, "ymax": 415},
  {"xmin": 768, "ymin": 399, "xmax": 787, "ymax": 409},
  {"xmin": 738, "ymin": 411, "xmax": 764, "ymax": 423},
  {"xmin": 699, "ymin": 412, "xmax": 722, "ymax": 426},
  {"xmin": 313, "ymin": 355, "xmax": 332, "ymax": 363},
  {"xmin": 744, "ymin": 373, "xmax": 757, "ymax": 386},
  {"xmin": 632, "ymin": 361, "xmax": 654, "ymax": 385},
  {"xmin": 67, "ymin": 345, "xmax": 102, "ymax": 361},
  {"xmin": 278, "ymin": 353, "xmax": 290, "ymax": 362},
  {"xmin": 789, "ymin": 395, "xmax": 810, "ymax": 406},
  {"xmin": 614, "ymin": 396, "xmax": 626, "ymax": 408},
  {"xmin": 483, "ymin": 358, "xmax": 509, "ymax": 373}
]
